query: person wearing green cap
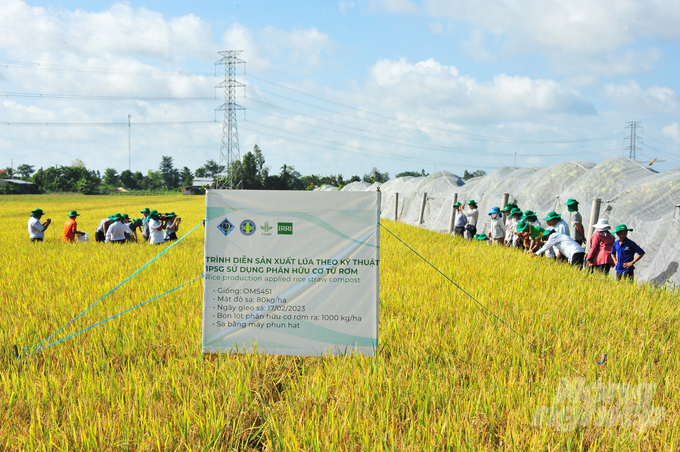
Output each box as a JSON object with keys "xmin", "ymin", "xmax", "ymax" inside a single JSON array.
[
  {"xmin": 62, "ymin": 210, "xmax": 86, "ymax": 243},
  {"xmin": 611, "ymin": 224, "xmax": 645, "ymax": 281},
  {"xmin": 533, "ymin": 228, "xmax": 585, "ymax": 266},
  {"xmin": 140, "ymin": 208, "xmax": 151, "ymax": 241},
  {"xmin": 452, "ymin": 202, "xmax": 468, "ymax": 237},
  {"xmin": 504, "ymin": 208, "xmax": 523, "ymax": 247},
  {"xmin": 565, "ymin": 199, "xmax": 585, "ymax": 245},
  {"xmin": 464, "ymin": 200, "xmax": 479, "ymax": 240},
  {"xmin": 127, "ymin": 218, "xmax": 143, "ymax": 242},
  {"xmin": 95, "ymin": 215, "xmax": 114, "ymax": 243},
  {"xmin": 514, "ymin": 220, "xmax": 545, "ymax": 253},
  {"xmin": 163, "ymin": 212, "xmax": 182, "ymax": 241},
  {"xmin": 522, "ymin": 210, "xmax": 541, "ymax": 228},
  {"xmin": 105, "ymin": 213, "xmax": 133, "ymax": 244},
  {"xmin": 148, "ymin": 210, "xmax": 166, "ymax": 245},
  {"xmin": 544, "ymin": 211, "xmax": 570, "ymax": 260},
  {"xmin": 28, "ymin": 208, "xmax": 51, "ymax": 242}
]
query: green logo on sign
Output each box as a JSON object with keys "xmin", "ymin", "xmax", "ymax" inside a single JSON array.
[
  {"xmin": 278, "ymin": 222, "xmax": 293, "ymax": 235},
  {"xmin": 261, "ymin": 221, "xmax": 273, "ymax": 233}
]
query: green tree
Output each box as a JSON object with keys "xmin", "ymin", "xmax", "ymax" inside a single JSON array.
[
  {"xmin": 144, "ymin": 170, "xmax": 164, "ymax": 190},
  {"xmin": 363, "ymin": 167, "xmax": 389, "ymax": 184},
  {"xmin": 119, "ymin": 170, "xmax": 138, "ymax": 190},
  {"xmin": 396, "ymin": 169, "xmax": 428, "ymax": 178},
  {"xmin": 103, "ymin": 168, "xmax": 120, "ymax": 187},
  {"xmin": 17, "ymin": 164, "xmax": 35, "ymax": 179},
  {"xmin": 180, "ymin": 166, "xmax": 193, "ymax": 187},
  {"xmin": 195, "ymin": 159, "xmax": 223, "ymax": 178},
  {"xmin": 241, "ymin": 152, "xmax": 260, "ymax": 189},
  {"xmin": 463, "ymin": 169, "xmax": 487, "ymax": 180},
  {"xmin": 159, "ymin": 156, "xmax": 180, "ymax": 189}
]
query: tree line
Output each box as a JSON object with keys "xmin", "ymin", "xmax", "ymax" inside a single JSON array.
[{"xmin": 1, "ymin": 145, "xmax": 485, "ymax": 194}]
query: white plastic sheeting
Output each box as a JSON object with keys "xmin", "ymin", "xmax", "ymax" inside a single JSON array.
[{"xmin": 339, "ymin": 157, "xmax": 680, "ymax": 286}]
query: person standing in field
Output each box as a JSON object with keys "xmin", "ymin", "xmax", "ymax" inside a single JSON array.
[
  {"xmin": 611, "ymin": 224, "xmax": 645, "ymax": 281},
  {"xmin": 532, "ymin": 229, "xmax": 585, "ymax": 267},
  {"xmin": 506, "ymin": 208, "xmax": 523, "ymax": 247},
  {"xmin": 28, "ymin": 208, "xmax": 51, "ymax": 242},
  {"xmin": 464, "ymin": 200, "xmax": 479, "ymax": 240},
  {"xmin": 488, "ymin": 207, "xmax": 505, "ymax": 245},
  {"xmin": 586, "ymin": 219, "xmax": 615, "ymax": 275},
  {"xmin": 148, "ymin": 210, "xmax": 166, "ymax": 245},
  {"xmin": 106, "ymin": 213, "xmax": 133, "ymax": 244},
  {"xmin": 566, "ymin": 199, "xmax": 585, "ymax": 246},
  {"xmin": 453, "ymin": 202, "xmax": 467, "ymax": 237},
  {"xmin": 523, "ymin": 210, "xmax": 541, "ymax": 228},
  {"xmin": 62, "ymin": 210, "xmax": 86, "ymax": 243},
  {"xmin": 164, "ymin": 212, "xmax": 181, "ymax": 241},
  {"xmin": 140, "ymin": 208, "xmax": 151, "ymax": 242}
]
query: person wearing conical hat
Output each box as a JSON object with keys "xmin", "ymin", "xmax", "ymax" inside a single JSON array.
[
  {"xmin": 487, "ymin": 207, "xmax": 505, "ymax": 245},
  {"xmin": 62, "ymin": 210, "xmax": 86, "ymax": 243},
  {"xmin": 586, "ymin": 219, "xmax": 615, "ymax": 274},
  {"xmin": 463, "ymin": 200, "xmax": 479, "ymax": 240},
  {"xmin": 611, "ymin": 224, "xmax": 645, "ymax": 281},
  {"xmin": 532, "ymin": 228, "xmax": 585, "ymax": 267},
  {"xmin": 28, "ymin": 208, "xmax": 51, "ymax": 242},
  {"xmin": 565, "ymin": 199, "xmax": 585, "ymax": 246}
]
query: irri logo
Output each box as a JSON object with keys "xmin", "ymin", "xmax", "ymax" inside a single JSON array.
[{"xmin": 277, "ymin": 222, "xmax": 293, "ymax": 235}]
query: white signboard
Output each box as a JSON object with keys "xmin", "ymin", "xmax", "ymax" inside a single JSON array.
[{"xmin": 202, "ymin": 190, "xmax": 380, "ymax": 356}]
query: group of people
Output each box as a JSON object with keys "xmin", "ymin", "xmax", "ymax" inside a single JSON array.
[
  {"xmin": 27, "ymin": 207, "xmax": 181, "ymax": 245},
  {"xmin": 453, "ymin": 198, "xmax": 645, "ymax": 280}
]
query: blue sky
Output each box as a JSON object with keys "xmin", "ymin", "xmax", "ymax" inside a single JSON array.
[{"xmin": 2, "ymin": 0, "xmax": 680, "ymax": 179}]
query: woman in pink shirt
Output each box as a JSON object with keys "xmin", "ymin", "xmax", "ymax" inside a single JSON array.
[{"xmin": 587, "ymin": 219, "xmax": 616, "ymax": 275}]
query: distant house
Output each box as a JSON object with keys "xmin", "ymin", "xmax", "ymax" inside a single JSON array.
[
  {"xmin": 183, "ymin": 177, "xmax": 213, "ymax": 195},
  {"xmin": 0, "ymin": 178, "xmax": 38, "ymax": 194}
]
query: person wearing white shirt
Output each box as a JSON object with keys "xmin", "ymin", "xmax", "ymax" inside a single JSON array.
[
  {"xmin": 463, "ymin": 200, "xmax": 479, "ymax": 240},
  {"xmin": 27, "ymin": 208, "xmax": 51, "ymax": 242},
  {"xmin": 533, "ymin": 229, "xmax": 585, "ymax": 267},
  {"xmin": 105, "ymin": 214, "xmax": 132, "ymax": 244},
  {"xmin": 544, "ymin": 211, "xmax": 571, "ymax": 259},
  {"xmin": 148, "ymin": 210, "xmax": 166, "ymax": 245},
  {"xmin": 487, "ymin": 207, "xmax": 506, "ymax": 245}
]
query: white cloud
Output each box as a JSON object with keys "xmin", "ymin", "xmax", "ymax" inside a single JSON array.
[
  {"xmin": 260, "ymin": 27, "xmax": 334, "ymax": 68},
  {"xmin": 602, "ymin": 81, "xmax": 679, "ymax": 114},
  {"xmin": 662, "ymin": 123, "xmax": 680, "ymax": 143},
  {"xmin": 408, "ymin": 0, "xmax": 680, "ymax": 75},
  {"xmin": 367, "ymin": 57, "xmax": 595, "ymax": 122},
  {"xmin": 461, "ymin": 29, "xmax": 492, "ymax": 63}
]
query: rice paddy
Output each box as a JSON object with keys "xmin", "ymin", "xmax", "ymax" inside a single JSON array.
[{"xmin": 1, "ymin": 193, "xmax": 678, "ymax": 451}]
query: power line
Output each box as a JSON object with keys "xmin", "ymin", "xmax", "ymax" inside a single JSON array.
[
  {"xmin": 247, "ymin": 74, "xmax": 621, "ymax": 144},
  {"xmin": 0, "ymin": 120, "xmax": 217, "ymax": 126},
  {"xmin": 0, "ymin": 91, "xmax": 215, "ymax": 101},
  {"xmin": 0, "ymin": 60, "xmax": 212, "ymax": 77}
]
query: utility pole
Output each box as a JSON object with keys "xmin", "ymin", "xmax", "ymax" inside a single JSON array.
[
  {"xmin": 215, "ymin": 50, "xmax": 245, "ymax": 189},
  {"xmin": 514, "ymin": 151, "xmax": 517, "ymax": 167},
  {"xmin": 128, "ymin": 115, "xmax": 131, "ymax": 172},
  {"xmin": 625, "ymin": 121, "xmax": 642, "ymax": 159}
]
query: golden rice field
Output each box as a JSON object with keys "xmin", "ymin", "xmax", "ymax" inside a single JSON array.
[{"xmin": 1, "ymin": 193, "xmax": 679, "ymax": 451}]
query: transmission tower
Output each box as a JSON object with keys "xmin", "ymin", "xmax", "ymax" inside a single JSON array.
[
  {"xmin": 215, "ymin": 50, "xmax": 245, "ymax": 189},
  {"xmin": 625, "ymin": 121, "xmax": 642, "ymax": 159}
]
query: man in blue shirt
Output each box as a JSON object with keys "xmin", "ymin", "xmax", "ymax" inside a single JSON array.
[
  {"xmin": 611, "ymin": 224, "xmax": 645, "ymax": 281},
  {"xmin": 453, "ymin": 202, "xmax": 468, "ymax": 237}
]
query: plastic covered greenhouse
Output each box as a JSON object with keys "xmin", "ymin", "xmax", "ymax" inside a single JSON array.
[{"xmin": 333, "ymin": 157, "xmax": 680, "ymax": 286}]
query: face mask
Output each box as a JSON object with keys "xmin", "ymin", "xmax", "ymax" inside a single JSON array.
[{"xmin": 491, "ymin": 213, "xmax": 498, "ymax": 220}]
